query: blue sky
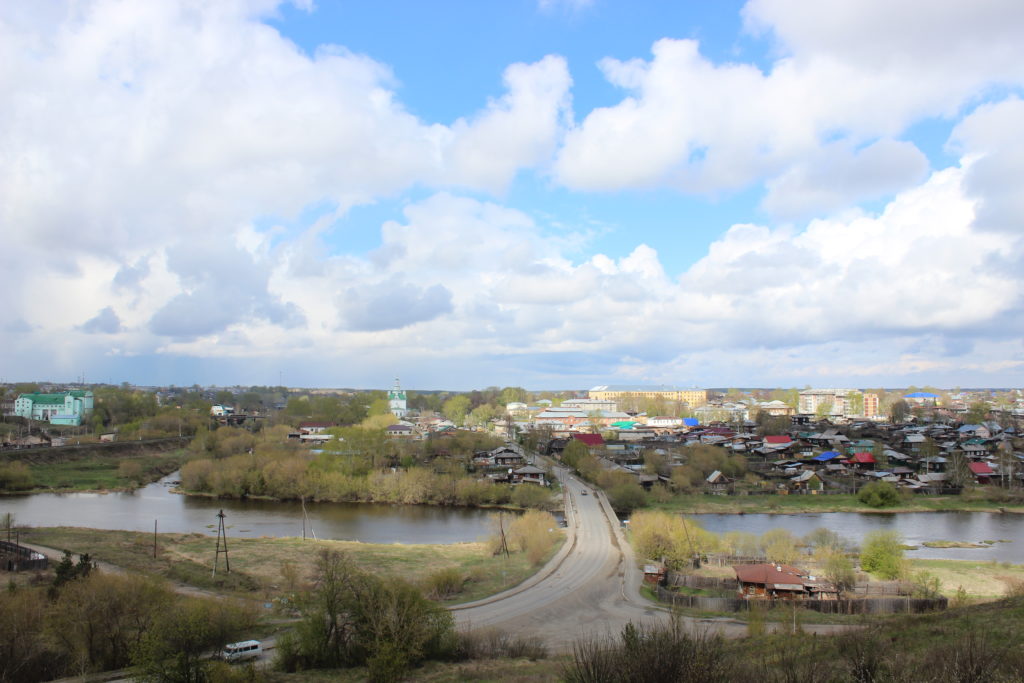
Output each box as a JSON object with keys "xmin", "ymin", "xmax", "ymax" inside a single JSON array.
[{"xmin": 2, "ymin": 0, "xmax": 1024, "ymax": 390}]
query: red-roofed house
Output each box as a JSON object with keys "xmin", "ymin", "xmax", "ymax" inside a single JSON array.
[
  {"xmin": 733, "ymin": 563, "xmax": 838, "ymax": 600},
  {"xmin": 572, "ymin": 433, "xmax": 605, "ymax": 447},
  {"xmin": 968, "ymin": 461, "xmax": 994, "ymax": 484},
  {"xmin": 847, "ymin": 452, "xmax": 876, "ymax": 470},
  {"xmin": 764, "ymin": 435, "xmax": 792, "ymax": 445}
]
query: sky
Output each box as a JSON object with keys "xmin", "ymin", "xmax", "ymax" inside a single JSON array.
[{"xmin": 2, "ymin": 0, "xmax": 1024, "ymax": 391}]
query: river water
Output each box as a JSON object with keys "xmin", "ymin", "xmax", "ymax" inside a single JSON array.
[
  {"xmin": 3, "ymin": 474, "xmax": 1022, "ymax": 557},
  {"xmin": 0, "ymin": 473, "xmax": 496, "ymax": 545},
  {"xmin": 693, "ymin": 512, "xmax": 1024, "ymax": 562}
]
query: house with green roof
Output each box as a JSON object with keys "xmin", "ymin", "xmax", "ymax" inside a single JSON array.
[{"xmin": 14, "ymin": 390, "xmax": 94, "ymax": 426}]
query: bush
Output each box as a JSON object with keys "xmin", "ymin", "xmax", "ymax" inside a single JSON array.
[
  {"xmin": 0, "ymin": 461, "xmax": 33, "ymax": 491},
  {"xmin": 454, "ymin": 629, "xmax": 547, "ymax": 660},
  {"xmin": 858, "ymin": 481, "xmax": 901, "ymax": 508},
  {"xmin": 860, "ymin": 530, "xmax": 905, "ymax": 579},
  {"xmin": 606, "ymin": 482, "xmax": 647, "ymax": 514},
  {"xmin": 506, "ymin": 510, "xmax": 558, "ymax": 565},
  {"xmin": 422, "ymin": 568, "xmax": 465, "ymax": 600},
  {"xmin": 563, "ymin": 618, "xmax": 732, "ymax": 683},
  {"xmin": 511, "ymin": 484, "xmax": 551, "ymax": 509}
]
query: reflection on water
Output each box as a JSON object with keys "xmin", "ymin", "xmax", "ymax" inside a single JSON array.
[
  {"xmin": 0, "ymin": 473, "xmax": 496, "ymax": 545},
  {"xmin": 693, "ymin": 511, "xmax": 1024, "ymax": 562}
]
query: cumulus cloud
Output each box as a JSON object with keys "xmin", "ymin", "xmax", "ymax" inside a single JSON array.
[
  {"xmin": 554, "ymin": 0, "xmax": 1024, "ymax": 196},
  {"xmin": 761, "ymin": 139, "xmax": 929, "ymax": 218},
  {"xmin": 0, "ymin": 0, "xmax": 569, "ymax": 369},
  {"xmin": 949, "ymin": 97, "xmax": 1024, "ymax": 234},
  {"xmin": 79, "ymin": 307, "xmax": 123, "ymax": 334},
  {"xmin": 4, "ymin": 1, "xmax": 1024, "ymax": 387},
  {"xmin": 339, "ymin": 279, "xmax": 454, "ymax": 332}
]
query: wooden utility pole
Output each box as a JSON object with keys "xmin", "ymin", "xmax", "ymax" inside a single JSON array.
[
  {"xmin": 153, "ymin": 520, "xmax": 158, "ymax": 558},
  {"xmin": 212, "ymin": 509, "xmax": 230, "ymax": 576}
]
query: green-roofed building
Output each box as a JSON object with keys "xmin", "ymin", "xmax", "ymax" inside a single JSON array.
[{"xmin": 14, "ymin": 390, "xmax": 94, "ymax": 426}]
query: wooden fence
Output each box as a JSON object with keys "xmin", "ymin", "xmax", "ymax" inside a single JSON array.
[
  {"xmin": 654, "ymin": 585, "xmax": 946, "ymax": 615},
  {"xmin": 669, "ymin": 572, "xmax": 913, "ymax": 597},
  {"xmin": 0, "ymin": 540, "xmax": 49, "ymax": 572}
]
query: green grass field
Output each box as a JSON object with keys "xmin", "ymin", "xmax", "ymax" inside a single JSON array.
[{"xmin": 9, "ymin": 449, "xmax": 187, "ymax": 492}]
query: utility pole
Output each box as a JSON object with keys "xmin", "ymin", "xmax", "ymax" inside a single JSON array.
[
  {"xmin": 212, "ymin": 509, "xmax": 230, "ymax": 576},
  {"xmin": 153, "ymin": 520, "xmax": 158, "ymax": 559}
]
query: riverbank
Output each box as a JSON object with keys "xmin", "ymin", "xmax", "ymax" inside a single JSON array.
[
  {"xmin": 1, "ymin": 448, "xmax": 188, "ymax": 494},
  {"xmin": 647, "ymin": 492, "xmax": 1024, "ymax": 515},
  {"xmin": 17, "ymin": 526, "xmax": 565, "ymax": 604}
]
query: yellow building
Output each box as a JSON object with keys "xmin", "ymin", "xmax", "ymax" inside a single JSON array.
[{"xmin": 588, "ymin": 385, "xmax": 707, "ymax": 407}]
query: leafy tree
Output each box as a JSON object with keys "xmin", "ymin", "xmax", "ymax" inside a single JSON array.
[
  {"xmin": 860, "ymin": 530, "xmax": 905, "ymax": 579},
  {"xmin": 803, "ymin": 527, "xmax": 847, "ymax": 555},
  {"xmin": 965, "ymin": 401, "xmax": 990, "ymax": 425},
  {"xmin": 822, "ymin": 551, "xmax": 855, "ymax": 592},
  {"xmin": 872, "ymin": 441, "xmax": 888, "ymax": 469},
  {"xmin": 846, "ymin": 391, "xmax": 864, "ymax": 417},
  {"xmin": 213, "ymin": 390, "xmax": 235, "ymax": 406},
  {"xmin": 889, "ymin": 399, "xmax": 909, "ymax": 423},
  {"xmin": 442, "ymin": 396, "xmax": 471, "ymax": 425},
  {"xmin": 468, "ymin": 403, "xmax": 499, "ymax": 427},
  {"xmin": 560, "ymin": 439, "xmax": 590, "ymax": 469},
  {"xmin": 499, "ymin": 387, "xmax": 527, "ymax": 405},
  {"xmin": 367, "ymin": 398, "xmax": 391, "ymax": 417},
  {"xmin": 755, "ymin": 412, "xmax": 790, "ymax": 437},
  {"xmin": 277, "ymin": 550, "xmax": 455, "ymax": 679},
  {"xmin": 607, "ymin": 482, "xmax": 647, "ymax": 514},
  {"xmin": 947, "ymin": 451, "xmax": 972, "ymax": 489},
  {"xmin": 133, "ymin": 596, "xmax": 252, "ymax": 683},
  {"xmin": 761, "ymin": 529, "xmax": 798, "ymax": 564}
]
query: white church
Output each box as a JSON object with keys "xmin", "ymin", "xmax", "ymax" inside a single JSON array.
[{"xmin": 388, "ymin": 378, "xmax": 408, "ymax": 418}]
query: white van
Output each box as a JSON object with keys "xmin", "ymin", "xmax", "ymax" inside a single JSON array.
[{"xmin": 222, "ymin": 640, "xmax": 262, "ymax": 662}]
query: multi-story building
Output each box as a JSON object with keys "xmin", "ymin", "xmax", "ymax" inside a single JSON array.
[
  {"xmin": 798, "ymin": 389, "xmax": 863, "ymax": 418},
  {"xmin": 588, "ymin": 385, "xmax": 707, "ymax": 407},
  {"xmin": 561, "ymin": 398, "xmax": 619, "ymax": 412},
  {"xmin": 14, "ymin": 390, "xmax": 94, "ymax": 426},
  {"xmin": 863, "ymin": 393, "xmax": 880, "ymax": 418}
]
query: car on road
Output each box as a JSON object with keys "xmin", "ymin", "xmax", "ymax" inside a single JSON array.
[
  {"xmin": 580, "ymin": 489, "xmax": 588, "ymax": 495},
  {"xmin": 222, "ymin": 640, "xmax": 262, "ymax": 662}
]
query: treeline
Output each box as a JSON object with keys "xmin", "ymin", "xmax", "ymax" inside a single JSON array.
[
  {"xmin": 0, "ymin": 556, "xmax": 255, "ymax": 682},
  {"xmin": 181, "ymin": 453, "xmax": 549, "ymax": 508},
  {"xmin": 180, "ymin": 426, "xmax": 550, "ymax": 509}
]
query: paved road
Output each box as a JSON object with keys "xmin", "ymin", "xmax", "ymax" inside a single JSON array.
[
  {"xmin": 453, "ymin": 463, "xmax": 670, "ymax": 651},
  {"xmin": 453, "ymin": 460, "xmax": 850, "ymax": 652}
]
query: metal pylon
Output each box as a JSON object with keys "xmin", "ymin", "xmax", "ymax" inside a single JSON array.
[{"xmin": 213, "ymin": 509, "xmax": 230, "ymax": 576}]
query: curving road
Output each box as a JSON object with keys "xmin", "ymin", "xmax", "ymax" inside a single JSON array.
[{"xmin": 453, "ymin": 458, "xmax": 850, "ymax": 652}]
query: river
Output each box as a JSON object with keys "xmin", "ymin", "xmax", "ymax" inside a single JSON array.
[
  {"xmin": 0, "ymin": 473, "xmax": 497, "ymax": 545},
  {"xmin": 4, "ymin": 475, "xmax": 1023, "ymax": 558},
  {"xmin": 693, "ymin": 511, "xmax": 1024, "ymax": 562}
]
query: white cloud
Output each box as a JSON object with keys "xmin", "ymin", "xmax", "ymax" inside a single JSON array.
[
  {"xmin": 554, "ymin": 0, "xmax": 1024, "ymax": 200},
  {"xmin": 761, "ymin": 139, "xmax": 929, "ymax": 218},
  {"xmin": 949, "ymin": 97, "xmax": 1024, "ymax": 234},
  {"xmin": 0, "ymin": 0, "xmax": 571, "ymax": 359},
  {"xmin": 4, "ymin": 1, "xmax": 1024, "ymax": 387}
]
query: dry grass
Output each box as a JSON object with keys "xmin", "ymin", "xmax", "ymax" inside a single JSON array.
[
  {"xmin": 907, "ymin": 558, "xmax": 1024, "ymax": 599},
  {"xmin": 18, "ymin": 526, "xmax": 563, "ymax": 602}
]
